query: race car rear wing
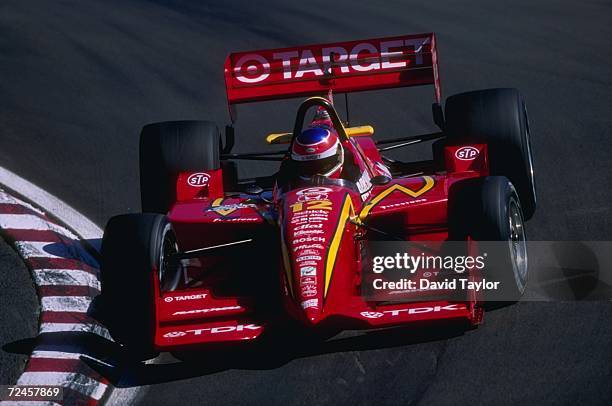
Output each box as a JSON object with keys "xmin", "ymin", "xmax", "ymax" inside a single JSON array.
[{"xmin": 224, "ymin": 33, "xmax": 441, "ymax": 116}]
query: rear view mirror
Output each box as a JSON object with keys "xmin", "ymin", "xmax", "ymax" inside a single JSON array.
[
  {"xmin": 371, "ymin": 175, "xmax": 391, "ymax": 186},
  {"xmin": 244, "ymin": 184, "xmax": 264, "ymax": 195}
]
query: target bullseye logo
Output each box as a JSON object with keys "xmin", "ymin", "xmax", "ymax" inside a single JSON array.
[
  {"xmin": 360, "ymin": 311, "xmax": 384, "ymax": 319},
  {"xmin": 234, "ymin": 54, "xmax": 271, "ymax": 83},
  {"xmin": 163, "ymin": 331, "xmax": 186, "ymax": 338}
]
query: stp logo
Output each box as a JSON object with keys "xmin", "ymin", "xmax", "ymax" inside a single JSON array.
[
  {"xmin": 455, "ymin": 146, "xmax": 479, "ymax": 161},
  {"xmin": 187, "ymin": 172, "xmax": 210, "ymax": 187}
]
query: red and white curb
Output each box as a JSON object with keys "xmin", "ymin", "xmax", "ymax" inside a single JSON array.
[{"xmin": 0, "ymin": 186, "xmax": 110, "ymax": 405}]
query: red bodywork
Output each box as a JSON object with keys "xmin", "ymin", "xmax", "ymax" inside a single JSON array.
[{"xmin": 152, "ymin": 34, "xmax": 489, "ymax": 350}]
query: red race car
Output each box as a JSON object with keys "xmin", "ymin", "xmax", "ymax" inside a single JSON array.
[{"xmin": 99, "ymin": 33, "xmax": 536, "ymax": 360}]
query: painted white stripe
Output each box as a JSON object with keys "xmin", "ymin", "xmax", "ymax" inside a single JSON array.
[
  {"xmin": 40, "ymin": 296, "xmax": 92, "ymax": 313},
  {"xmin": 31, "ymin": 350, "xmax": 84, "ymax": 360},
  {"xmin": 16, "ymin": 371, "xmax": 108, "ymax": 400},
  {"xmin": 14, "ymin": 241, "xmax": 98, "ymax": 267},
  {"xmin": 0, "ymin": 213, "xmax": 78, "ymax": 239},
  {"xmin": 0, "ymin": 401, "xmax": 61, "ymax": 406},
  {"xmin": 40, "ymin": 323, "xmax": 111, "ymax": 340},
  {"xmin": 15, "ymin": 240, "xmax": 62, "ymax": 258},
  {"xmin": 29, "ymin": 352, "xmax": 115, "ymax": 373},
  {"xmin": 0, "ymin": 167, "xmax": 103, "ymax": 240},
  {"xmin": 0, "ymin": 189, "xmax": 46, "ymax": 216},
  {"xmin": 0, "ymin": 169, "xmax": 139, "ymax": 403},
  {"xmin": 33, "ymin": 268, "xmax": 100, "ymax": 289}
]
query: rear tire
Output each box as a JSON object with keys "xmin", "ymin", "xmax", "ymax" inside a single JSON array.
[
  {"xmin": 140, "ymin": 120, "xmax": 221, "ymax": 213},
  {"xmin": 445, "ymin": 88, "xmax": 536, "ymax": 219},
  {"xmin": 101, "ymin": 213, "xmax": 180, "ymax": 360}
]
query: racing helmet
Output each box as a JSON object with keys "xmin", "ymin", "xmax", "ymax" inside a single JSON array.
[{"xmin": 291, "ymin": 126, "xmax": 344, "ymax": 178}]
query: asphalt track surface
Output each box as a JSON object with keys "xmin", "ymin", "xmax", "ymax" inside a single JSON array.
[
  {"xmin": 0, "ymin": 237, "xmax": 39, "ymax": 384},
  {"xmin": 0, "ymin": 0, "xmax": 611, "ymax": 404}
]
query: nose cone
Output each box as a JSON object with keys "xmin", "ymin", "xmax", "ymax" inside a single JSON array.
[
  {"xmin": 301, "ymin": 304, "xmax": 325, "ymax": 326},
  {"xmin": 283, "ymin": 185, "xmax": 357, "ymax": 328}
]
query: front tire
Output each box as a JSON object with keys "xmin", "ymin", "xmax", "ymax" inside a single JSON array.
[
  {"xmin": 100, "ymin": 213, "xmax": 181, "ymax": 360},
  {"xmin": 449, "ymin": 176, "xmax": 528, "ymax": 306}
]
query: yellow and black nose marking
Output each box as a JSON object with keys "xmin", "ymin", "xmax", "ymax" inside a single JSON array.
[{"xmin": 358, "ymin": 176, "xmax": 435, "ymax": 220}]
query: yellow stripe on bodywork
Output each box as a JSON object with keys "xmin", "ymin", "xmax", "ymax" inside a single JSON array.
[
  {"xmin": 358, "ymin": 176, "xmax": 435, "ymax": 220},
  {"xmin": 345, "ymin": 125, "xmax": 374, "ymax": 137},
  {"xmin": 324, "ymin": 194, "xmax": 356, "ymax": 297},
  {"xmin": 265, "ymin": 126, "xmax": 374, "ymax": 145},
  {"xmin": 266, "ymin": 132, "xmax": 292, "ymax": 145}
]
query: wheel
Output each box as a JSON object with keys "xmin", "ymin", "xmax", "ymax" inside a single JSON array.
[
  {"xmin": 140, "ymin": 120, "xmax": 221, "ymax": 213},
  {"xmin": 448, "ymin": 176, "xmax": 528, "ymax": 307},
  {"xmin": 100, "ymin": 213, "xmax": 182, "ymax": 360},
  {"xmin": 445, "ymin": 88, "xmax": 536, "ymax": 219}
]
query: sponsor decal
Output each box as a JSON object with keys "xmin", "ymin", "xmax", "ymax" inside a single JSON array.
[
  {"xmin": 296, "ymin": 187, "xmax": 332, "ymax": 202},
  {"xmin": 298, "ymin": 193, "xmax": 329, "ymax": 202},
  {"xmin": 300, "ymin": 260, "xmax": 317, "ymax": 266},
  {"xmin": 164, "ymin": 331, "xmax": 187, "ymax": 337},
  {"xmin": 292, "ymin": 209, "xmax": 330, "ymax": 216},
  {"xmin": 172, "ymin": 305, "xmax": 242, "ymax": 316},
  {"xmin": 301, "ymin": 299, "xmax": 318, "ymax": 309},
  {"xmin": 294, "ymin": 243, "xmax": 325, "ymax": 251},
  {"xmin": 293, "ymin": 237, "xmax": 326, "ymax": 244},
  {"xmin": 187, "ymin": 172, "xmax": 211, "ymax": 187},
  {"xmin": 290, "ymin": 210, "xmax": 330, "ymax": 224},
  {"xmin": 356, "ymin": 170, "xmax": 372, "ymax": 194},
  {"xmin": 163, "ymin": 323, "xmax": 262, "ymax": 338},
  {"xmin": 164, "ymin": 293, "xmax": 207, "ymax": 303},
  {"xmin": 208, "ymin": 198, "xmax": 257, "ymax": 216},
  {"xmin": 209, "ymin": 203, "xmax": 256, "ymax": 212},
  {"xmin": 300, "ymin": 266, "xmax": 316, "ymax": 276},
  {"xmin": 294, "ymin": 229, "xmax": 324, "ymax": 236},
  {"xmin": 290, "ymin": 200, "xmax": 333, "ymax": 213},
  {"xmin": 455, "ymin": 146, "xmax": 479, "ymax": 161},
  {"xmin": 308, "ymin": 217, "xmax": 329, "ymax": 223},
  {"xmin": 297, "ymin": 255, "xmax": 322, "ymax": 262},
  {"xmin": 297, "ymin": 249, "xmax": 320, "ymax": 256},
  {"xmin": 297, "ymin": 187, "xmax": 333, "ymax": 195},
  {"xmin": 360, "ymin": 311, "xmax": 384, "ymax": 319},
  {"xmin": 300, "ymin": 276, "xmax": 317, "ymax": 285},
  {"xmin": 379, "ymin": 198, "xmax": 427, "ymax": 210},
  {"xmin": 292, "ymin": 217, "xmax": 329, "ymax": 225},
  {"xmin": 213, "ymin": 217, "xmax": 259, "ymax": 222},
  {"xmin": 302, "ymin": 285, "xmax": 317, "ymax": 297},
  {"xmin": 233, "ymin": 38, "xmax": 430, "ymax": 84},
  {"xmin": 360, "ymin": 304, "xmax": 466, "ymax": 319},
  {"xmin": 295, "ymin": 223, "xmax": 323, "ymax": 230}
]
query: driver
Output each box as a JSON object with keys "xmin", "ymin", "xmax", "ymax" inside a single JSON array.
[{"xmin": 290, "ymin": 108, "xmax": 345, "ymax": 179}]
